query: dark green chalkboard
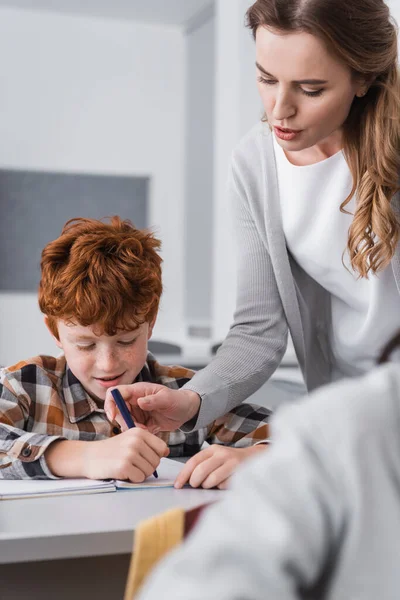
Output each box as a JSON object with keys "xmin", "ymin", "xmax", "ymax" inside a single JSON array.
[{"xmin": 0, "ymin": 169, "xmax": 149, "ymax": 291}]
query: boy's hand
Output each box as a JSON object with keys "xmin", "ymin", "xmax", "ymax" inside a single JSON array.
[
  {"xmin": 174, "ymin": 445, "xmax": 266, "ymax": 490},
  {"xmin": 104, "ymin": 384, "xmax": 201, "ymax": 433},
  {"xmin": 83, "ymin": 429, "xmax": 169, "ymax": 481},
  {"xmin": 46, "ymin": 429, "xmax": 169, "ymax": 482}
]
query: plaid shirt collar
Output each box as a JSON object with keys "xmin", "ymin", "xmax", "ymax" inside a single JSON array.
[{"xmin": 62, "ymin": 354, "xmax": 156, "ymax": 424}]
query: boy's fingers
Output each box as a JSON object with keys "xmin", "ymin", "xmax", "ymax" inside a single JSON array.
[
  {"xmin": 200, "ymin": 463, "xmax": 233, "ymax": 489},
  {"xmin": 135, "ymin": 428, "xmax": 169, "ymax": 457},
  {"xmin": 135, "ymin": 442, "xmax": 163, "ymax": 470},
  {"xmin": 128, "ymin": 453, "xmax": 160, "ymax": 478},
  {"xmin": 174, "ymin": 448, "xmax": 213, "ymax": 488},
  {"xmin": 137, "ymin": 438, "xmax": 169, "ymax": 466},
  {"xmin": 187, "ymin": 455, "xmax": 225, "ymax": 488},
  {"xmin": 217, "ymin": 478, "xmax": 230, "ymax": 490},
  {"xmin": 125, "ymin": 464, "xmax": 148, "ymax": 484}
]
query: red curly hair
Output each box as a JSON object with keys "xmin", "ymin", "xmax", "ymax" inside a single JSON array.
[{"xmin": 39, "ymin": 216, "xmax": 163, "ymax": 338}]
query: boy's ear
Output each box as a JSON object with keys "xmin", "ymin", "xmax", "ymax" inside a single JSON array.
[
  {"xmin": 147, "ymin": 316, "xmax": 157, "ymax": 340},
  {"xmin": 44, "ymin": 316, "xmax": 62, "ymax": 349}
]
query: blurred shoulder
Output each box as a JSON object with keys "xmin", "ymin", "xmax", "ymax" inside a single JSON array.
[{"xmin": 273, "ymin": 364, "xmax": 400, "ymax": 451}]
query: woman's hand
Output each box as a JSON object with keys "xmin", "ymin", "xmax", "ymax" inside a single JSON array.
[
  {"xmin": 174, "ymin": 444, "xmax": 267, "ymax": 490},
  {"xmin": 104, "ymin": 384, "xmax": 201, "ymax": 433}
]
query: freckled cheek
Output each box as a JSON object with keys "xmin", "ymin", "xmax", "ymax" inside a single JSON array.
[
  {"xmin": 122, "ymin": 348, "xmax": 146, "ymax": 370},
  {"xmin": 67, "ymin": 355, "xmax": 93, "ymax": 381}
]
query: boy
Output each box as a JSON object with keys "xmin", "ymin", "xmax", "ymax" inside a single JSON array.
[{"xmin": 0, "ymin": 216, "xmax": 270, "ymax": 483}]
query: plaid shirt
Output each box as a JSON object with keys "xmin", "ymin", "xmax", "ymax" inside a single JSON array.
[{"xmin": 0, "ymin": 353, "xmax": 271, "ymax": 480}]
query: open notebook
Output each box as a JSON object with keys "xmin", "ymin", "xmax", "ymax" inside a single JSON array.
[{"xmin": 0, "ymin": 457, "xmax": 184, "ymax": 500}]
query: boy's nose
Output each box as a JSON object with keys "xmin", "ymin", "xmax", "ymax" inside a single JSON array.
[{"xmin": 96, "ymin": 350, "xmax": 120, "ymax": 374}]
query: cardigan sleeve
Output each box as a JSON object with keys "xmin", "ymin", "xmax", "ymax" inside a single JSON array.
[{"xmin": 184, "ymin": 150, "xmax": 288, "ymax": 429}]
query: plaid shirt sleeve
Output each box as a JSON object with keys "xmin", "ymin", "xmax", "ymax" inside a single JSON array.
[
  {"xmin": 205, "ymin": 403, "xmax": 271, "ymax": 448},
  {"xmin": 149, "ymin": 358, "xmax": 271, "ymax": 457},
  {"xmin": 0, "ymin": 368, "xmax": 65, "ymax": 480}
]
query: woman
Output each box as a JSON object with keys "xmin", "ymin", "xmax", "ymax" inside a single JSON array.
[{"xmin": 106, "ymin": 0, "xmax": 400, "ymax": 484}]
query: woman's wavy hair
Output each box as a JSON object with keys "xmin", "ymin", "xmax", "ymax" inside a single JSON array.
[
  {"xmin": 39, "ymin": 216, "xmax": 163, "ymax": 338},
  {"xmin": 246, "ymin": 0, "xmax": 400, "ymax": 278}
]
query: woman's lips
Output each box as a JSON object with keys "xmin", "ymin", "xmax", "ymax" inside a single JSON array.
[{"xmin": 274, "ymin": 126, "xmax": 302, "ymax": 141}]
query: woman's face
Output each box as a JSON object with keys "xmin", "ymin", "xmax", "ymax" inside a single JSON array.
[{"xmin": 255, "ymin": 27, "xmax": 365, "ymax": 153}]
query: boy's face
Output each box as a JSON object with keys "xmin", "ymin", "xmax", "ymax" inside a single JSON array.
[{"xmin": 47, "ymin": 319, "xmax": 154, "ymax": 401}]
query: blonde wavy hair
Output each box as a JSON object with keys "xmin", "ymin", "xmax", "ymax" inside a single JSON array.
[{"xmin": 246, "ymin": 0, "xmax": 400, "ymax": 278}]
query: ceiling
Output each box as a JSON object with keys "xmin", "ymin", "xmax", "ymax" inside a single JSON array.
[{"xmin": 0, "ymin": 0, "xmax": 214, "ymax": 27}]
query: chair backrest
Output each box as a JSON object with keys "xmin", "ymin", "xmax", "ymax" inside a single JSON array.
[{"xmin": 124, "ymin": 504, "xmax": 209, "ymax": 599}]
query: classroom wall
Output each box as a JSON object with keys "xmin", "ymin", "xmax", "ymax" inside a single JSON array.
[
  {"xmin": 184, "ymin": 12, "xmax": 215, "ymax": 335},
  {"xmin": 389, "ymin": 0, "xmax": 400, "ymax": 22},
  {"xmin": 0, "ymin": 7, "xmax": 186, "ymax": 365},
  {"xmin": 212, "ymin": 0, "xmax": 261, "ymax": 341}
]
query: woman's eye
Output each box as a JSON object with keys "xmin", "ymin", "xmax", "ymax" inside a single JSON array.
[
  {"xmin": 257, "ymin": 76, "xmax": 324, "ymax": 98},
  {"xmin": 118, "ymin": 340, "xmax": 136, "ymax": 346},
  {"xmin": 301, "ymin": 88, "xmax": 324, "ymax": 97},
  {"xmin": 257, "ymin": 76, "xmax": 276, "ymax": 86},
  {"xmin": 77, "ymin": 344, "xmax": 95, "ymax": 351}
]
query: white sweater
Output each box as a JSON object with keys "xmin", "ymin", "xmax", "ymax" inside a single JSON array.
[{"xmin": 274, "ymin": 137, "xmax": 400, "ymax": 378}]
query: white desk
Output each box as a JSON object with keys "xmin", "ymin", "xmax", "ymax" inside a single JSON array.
[
  {"xmin": 0, "ymin": 485, "xmax": 222, "ymax": 599},
  {"xmin": 0, "ymin": 485, "xmax": 221, "ymax": 564}
]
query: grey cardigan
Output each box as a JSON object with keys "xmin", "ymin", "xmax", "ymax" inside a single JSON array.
[
  {"xmin": 139, "ymin": 363, "xmax": 400, "ymax": 600},
  {"xmin": 185, "ymin": 122, "xmax": 400, "ymax": 429}
]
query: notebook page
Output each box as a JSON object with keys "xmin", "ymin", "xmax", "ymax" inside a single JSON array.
[{"xmin": 0, "ymin": 478, "xmax": 115, "ymax": 500}]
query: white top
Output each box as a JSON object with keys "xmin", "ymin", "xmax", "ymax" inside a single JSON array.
[{"xmin": 273, "ymin": 136, "xmax": 400, "ymax": 378}]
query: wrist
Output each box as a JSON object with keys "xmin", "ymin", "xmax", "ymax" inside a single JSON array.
[
  {"xmin": 239, "ymin": 444, "xmax": 268, "ymax": 459},
  {"xmin": 182, "ymin": 389, "xmax": 201, "ymax": 423},
  {"xmin": 45, "ymin": 440, "xmax": 88, "ymax": 478}
]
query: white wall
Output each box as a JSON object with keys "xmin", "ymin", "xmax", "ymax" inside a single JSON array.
[
  {"xmin": 184, "ymin": 13, "xmax": 215, "ymax": 334},
  {"xmin": 388, "ymin": 0, "xmax": 400, "ymax": 22},
  {"xmin": 212, "ymin": 0, "xmax": 261, "ymax": 341},
  {"xmin": 0, "ymin": 7, "xmax": 186, "ymax": 365}
]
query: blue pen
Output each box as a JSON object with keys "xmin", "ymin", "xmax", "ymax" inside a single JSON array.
[{"xmin": 111, "ymin": 388, "xmax": 158, "ymax": 479}]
